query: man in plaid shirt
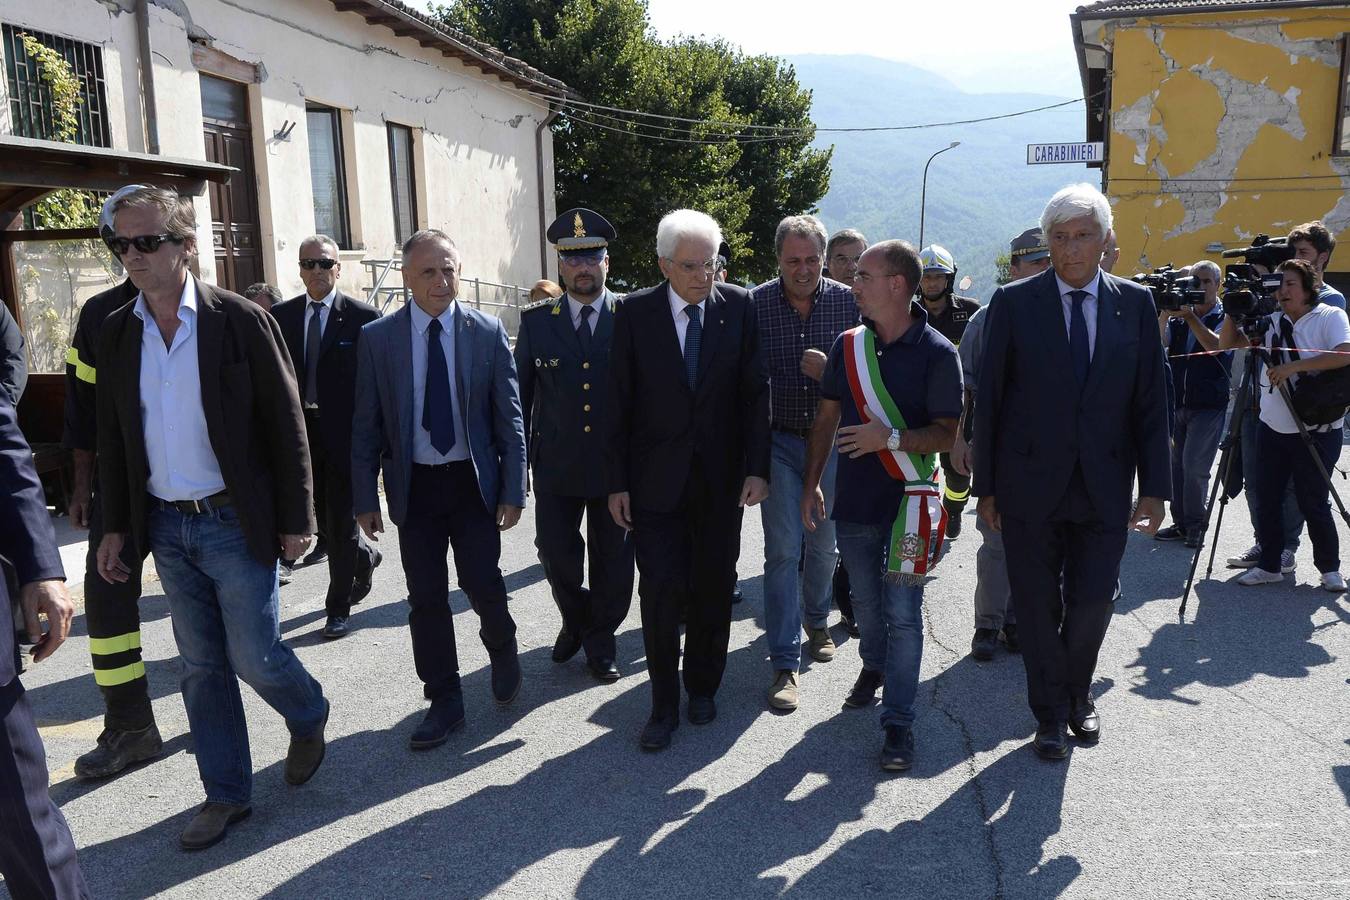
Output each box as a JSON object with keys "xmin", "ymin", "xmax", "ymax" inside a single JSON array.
[{"xmin": 752, "ymin": 215, "xmax": 859, "ymax": 711}]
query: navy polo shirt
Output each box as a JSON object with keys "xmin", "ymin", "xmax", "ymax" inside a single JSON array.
[{"xmin": 820, "ymin": 301, "xmax": 964, "ymax": 526}]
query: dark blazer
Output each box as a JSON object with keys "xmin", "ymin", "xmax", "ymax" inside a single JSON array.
[
  {"xmin": 97, "ymin": 279, "xmax": 316, "ymax": 566},
  {"xmin": 515, "ymin": 290, "xmax": 618, "ymax": 499},
  {"xmin": 272, "ymin": 290, "xmax": 381, "ymax": 465},
  {"xmin": 972, "ymin": 267, "xmax": 1171, "ymax": 525},
  {"xmin": 606, "ymin": 281, "xmax": 770, "ymax": 512},
  {"xmin": 0, "ymin": 394, "xmax": 64, "ymax": 686}
]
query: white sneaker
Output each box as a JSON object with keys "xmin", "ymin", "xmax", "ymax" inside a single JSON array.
[
  {"xmin": 1280, "ymin": 550, "xmax": 1297, "ymax": 574},
  {"xmin": 1237, "ymin": 568, "xmax": 1283, "ymax": 586},
  {"xmin": 1321, "ymin": 572, "xmax": 1347, "ymax": 593}
]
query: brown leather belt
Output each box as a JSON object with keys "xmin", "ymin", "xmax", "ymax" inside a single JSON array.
[{"xmin": 151, "ymin": 491, "xmax": 233, "ymax": 515}]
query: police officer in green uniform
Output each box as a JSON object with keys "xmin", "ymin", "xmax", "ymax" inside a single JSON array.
[
  {"xmin": 515, "ymin": 209, "xmax": 634, "ymax": 681},
  {"xmin": 917, "ymin": 245, "xmax": 981, "ymax": 537}
]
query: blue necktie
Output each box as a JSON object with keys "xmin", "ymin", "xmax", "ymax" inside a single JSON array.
[
  {"xmin": 577, "ymin": 305, "xmax": 594, "ymax": 357},
  {"xmin": 684, "ymin": 305, "xmax": 702, "ymax": 389},
  {"xmin": 423, "ymin": 318, "xmax": 457, "ymax": 454},
  {"xmin": 1068, "ymin": 290, "xmax": 1090, "ymax": 385}
]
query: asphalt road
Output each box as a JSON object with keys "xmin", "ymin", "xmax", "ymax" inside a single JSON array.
[{"xmin": 9, "ymin": 464, "xmax": 1350, "ymax": 899}]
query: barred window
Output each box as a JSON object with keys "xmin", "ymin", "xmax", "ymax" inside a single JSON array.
[{"xmin": 2, "ymin": 24, "xmax": 111, "ymax": 147}]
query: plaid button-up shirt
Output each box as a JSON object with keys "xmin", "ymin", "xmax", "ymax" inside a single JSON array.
[{"xmin": 751, "ymin": 276, "xmax": 859, "ymax": 433}]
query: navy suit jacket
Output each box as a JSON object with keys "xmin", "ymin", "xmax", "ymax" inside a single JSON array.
[
  {"xmin": 352, "ymin": 301, "xmax": 527, "ymax": 526},
  {"xmin": 972, "ymin": 267, "xmax": 1170, "ymax": 525},
  {"xmin": 0, "ymin": 395, "xmax": 65, "ymax": 687}
]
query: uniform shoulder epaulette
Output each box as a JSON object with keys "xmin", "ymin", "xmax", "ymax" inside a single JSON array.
[{"xmin": 521, "ymin": 297, "xmax": 559, "ymax": 314}]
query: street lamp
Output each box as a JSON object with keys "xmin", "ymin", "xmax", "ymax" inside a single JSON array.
[{"xmin": 919, "ymin": 141, "xmax": 961, "ymax": 248}]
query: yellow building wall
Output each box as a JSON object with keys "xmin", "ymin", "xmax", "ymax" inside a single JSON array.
[{"xmin": 1092, "ymin": 8, "xmax": 1350, "ymax": 276}]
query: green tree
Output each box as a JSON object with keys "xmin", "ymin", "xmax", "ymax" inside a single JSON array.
[
  {"xmin": 437, "ymin": 0, "xmax": 829, "ymax": 286},
  {"xmin": 994, "ymin": 251, "xmax": 1012, "ymax": 286}
]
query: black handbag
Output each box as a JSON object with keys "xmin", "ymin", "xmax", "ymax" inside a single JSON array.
[{"xmin": 1292, "ymin": 365, "xmax": 1350, "ymax": 425}]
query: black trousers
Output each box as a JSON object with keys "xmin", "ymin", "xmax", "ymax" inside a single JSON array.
[
  {"xmin": 0, "ymin": 680, "xmax": 90, "ymax": 899},
  {"xmin": 832, "ymin": 559, "xmax": 855, "ymax": 621},
  {"xmin": 534, "ymin": 491, "xmax": 634, "ymax": 662},
  {"xmin": 940, "ymin": 451, "xmax": 972, "ymax": 516},
  {"xmin": 397, "ymin": 462, "xmax": 517, "ymax": 701},
  {"xmin": 304, "ymin": 413, "xmax": 374, "ymax": 617},
  {"xmin": 632, "ymin": 465, "xmax": 744, "ymax": 718},
  {"xmin": 84, "ymin": 495, "xmax": 152, "ymax": 733},
  {"xmin": 1001, "ymin": 466, "xmax": 1126, "ymax": 725}
]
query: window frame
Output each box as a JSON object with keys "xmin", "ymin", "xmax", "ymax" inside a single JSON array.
[{"xmin": 305, "ymin": 102, "xmax": 352, "ymax": 250}]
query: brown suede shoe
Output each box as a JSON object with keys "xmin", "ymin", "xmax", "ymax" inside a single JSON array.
[
  {"xmin": 180, "ymin": 802, "xmax": 252, "ymax": 850},
  {"xmin": 805, "ymin": 627, "xmax": 836, "ymax": 662},
  {"xmin": 284, "ymin": 699, "xmax": 329, "ymax": 786},
  {"xmin": 768, "ymin": 670, "xmax": 799, "ymax": 711}
]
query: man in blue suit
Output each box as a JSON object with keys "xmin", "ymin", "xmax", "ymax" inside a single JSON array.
[
  {"xmin": 973, "ymin": 184, "xmax": 1170, "ymax": 760},
  {"xmin": 352, "ymin": 229, "xmax": 527, "ymax": 750},
  {"xmin": 0, "ymin": 394, "xmax": 90, "ymax": 898}
]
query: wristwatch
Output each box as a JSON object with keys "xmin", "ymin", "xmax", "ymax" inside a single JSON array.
[{"xmin": 886, "ymin": 428, "xmax": 902, "ymax": 452}]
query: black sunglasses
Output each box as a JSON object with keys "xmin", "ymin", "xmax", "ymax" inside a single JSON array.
[
  {"xmin": 106, "ymin": 233, "xmax": 185, "ymax": 255},
  {"xmin": 299, "ymin": 258, "xmax": 339, "ymax": 271}
]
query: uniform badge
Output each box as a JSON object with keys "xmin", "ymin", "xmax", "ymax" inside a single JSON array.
[
  {"xmin": 535, "ymin": 358, "xmax": 543, "ymax": 368},
  {"xmin": 550, "ymin": 358, "xmax": 560, "ymax": 367}
]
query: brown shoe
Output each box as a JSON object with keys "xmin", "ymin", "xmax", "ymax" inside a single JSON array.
[
  {"xmin": 284, "ymin": 699, "xmax": 329, "ymax": 786},
  {"xmin": 180, "ymin": 802, "xmax": 252, "ymax": 850},
  {"xmin": 805, "ymin": 627, "xmax": 836, "ymax": 662},
  {"xmin": 768, "ymin": 670, "xmax": 799, "ymax": 710}
]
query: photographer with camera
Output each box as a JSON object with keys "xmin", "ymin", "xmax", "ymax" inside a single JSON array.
[
  {"xmin": 1154, "ymin": 261, "xmax": 1231, "ymax": 548},
  {"xmin": 1218, "ymin": 258, "xmax": 1350, "ymax": 590},
  {"xmin": 1288, "ymin": 220, "xmax": 1345, "ymax": 311}
]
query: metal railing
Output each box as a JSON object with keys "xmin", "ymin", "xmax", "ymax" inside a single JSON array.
[{"xmin": 361, "ymin": 257, "xmax": 533, "ymax": 337}]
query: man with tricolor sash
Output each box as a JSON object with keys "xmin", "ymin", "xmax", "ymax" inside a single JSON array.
[{"xmin": 801, "ymin": 240, "xmax": 962, "ymax": 771}]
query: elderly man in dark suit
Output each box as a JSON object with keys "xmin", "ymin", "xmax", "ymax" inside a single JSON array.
[
  {"xmin": 0, "ymin": 393, "xmax": 88, "ymax": 899},
  {"xmin": 272, "ymin": 235, "xmax": 382, "ymax": 638},
  {"xmin": 974, "ymin": 183, "xmax": 1170, "ymax": 760},
  {"xmin": 607, "ymin": 208, "xmax": 771, "ymax": 752},
  {"xmin": 95, "ymin": 186, "xmax": 328, "ymax": 849},
  {"xmin": 352, "ymin": 229, "xmax": 527, "ymax": 751}
]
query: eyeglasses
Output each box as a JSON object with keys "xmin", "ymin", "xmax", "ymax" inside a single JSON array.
[
  {"xmin": 105, "ymin": 233, "xmax": 184, "ymax": 255},
  {"xmin": 299, "ymin": 258, "xmax": 339, "ymax": 271},
  {"xmin": 560, "ymin": 253, "xmax": 605, "ymax": 268},
  {"xmin": 667, "ymin": 258, "xmax": 718, "ymax": 275}
]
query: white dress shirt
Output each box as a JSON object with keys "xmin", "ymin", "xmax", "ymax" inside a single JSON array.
[
  {"xmin": 1055, "ymin": 270, "xmax": 1101, "ymax": 360},
  {"xmin": 567, "ymin": 293, "xmax": 603, "ymax": 334},
  {"xmin": 409, "ymin": 300, "xmax": 470, "ymax": 464},
  {"xmin": 303, "ymin": 287, "xmax": 336, "ymax": 356},
  {"xmin": 667, "ymin": 284, "xmax": 708, "ymax": 354},
  {"xmin": 134, "ymin": 275, "xmax": 227, "ymax": 501}
]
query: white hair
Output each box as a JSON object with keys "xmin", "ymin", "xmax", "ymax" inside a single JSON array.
[
  {"xmin": 656, "ymin": 209, "xmax": 723, "ymax": 260},
  {"xmin": 1191, "ymin": 260, "xmax": 1221, "ymax": 281},
  {"xmin": 1040, "ymin": 183, "xmax": 1113, "ymax": 238}
]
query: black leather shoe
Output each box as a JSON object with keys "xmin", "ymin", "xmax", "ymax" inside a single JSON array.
[
  {"xmin": 586, "ymin": 657, "xmax": 620, "ymax": 682},
  {"xmin": 840, "ymin": 614, "xmax": 860, "ymax": 638},
  {"xmin": 1069, "ymin": 699, "xmax": 1101, "ymax": 744},
  {"xmin": 410, "ymin": 697, "xmax": 466, "ymax": 750},
  {"xmin": 551, "ymin": 628, "xmax": 582, "ymax": 663},
  {"xmin": 322, "ymin": 616, "xmax": 349, "ymax": 639},
  {"xmin": 639, "ymin": 714, "xmax": 677, "ymax": 751},
  {"xmin": 302, "ymin": 540, "xmax": 328, "ymax": 567},
  {"xmin": 880, "ymin": 724, "xmax": 915, "ymax": 771},
  {"xmin": 350, "ymin": 549, "xmax": 382, "ymax": 606},
  {"xmin": 971, "ymin": 628, "xmax": 998, "ymax": 661},
  {"xmin": 687, "ymin": 695, "xmax": 717, "ymax": 725},
  {"xmin": 284, "ymin": 699, "xmax": 328, "ymax": 785},
  {"xmin": 843, "ymin": 669, "xmax": 883, "ymax": 709},
  {"xmin": 489, "ymin": 641, "xmax": 522, "ymax": 704},
  {"xmin": 946, "ymin": 510, "xmax": 963, "ymax": 539},
  {"xmin": 1033, "ymin": 722, "xmax": 1070, "ymax": 760},
  {"xmin": 75, "ymin": 723, "xmax": 164, "ymax": 779},
  {"xmin": 1001, "ymin": 624, "xmax": 1020, "ymax": 654},
  {"xmin": 278, "ymin": 561, "xmax": 294, "ymax": 586},
  {"xmin": 731, "ymin": 587, "xmax": 744, "ymax": 605}
]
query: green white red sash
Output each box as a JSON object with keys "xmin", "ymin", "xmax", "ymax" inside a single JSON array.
[{"xmin": 842, "ymin": 325, "xmax": 947, "ymax": 583}]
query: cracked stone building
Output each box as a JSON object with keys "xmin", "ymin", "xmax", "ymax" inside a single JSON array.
[{"xmin": 1072, "ymin": 0, "xmax": 1350, "ymax": 288}]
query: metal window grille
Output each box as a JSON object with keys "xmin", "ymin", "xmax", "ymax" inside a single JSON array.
[{"xmin": 3, "ymin": 23, "xmax": 111, "ymax": 147}]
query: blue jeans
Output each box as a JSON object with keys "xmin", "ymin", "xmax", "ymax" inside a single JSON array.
[
  {"xmin": 1253, "ymin": 423, "xmax": 1341, "ymax": 575},
  {"xmin": 1169, "ymin": 407, "xmax": 1225, "ymax": 532},
  {"xmin": 150, "ymin": 505, "xmax": 326, "ymax": 805},
  {"xmin": 835, "ymin": 522, "xmax": 924, "ymax": 729},
  {"xmin": 1241, "ymin": 405, "xmax": 1302, "ymax": 550},
  {"xmin": 760, "ymin": 431, "xmax": 837, "ymax": 671}
]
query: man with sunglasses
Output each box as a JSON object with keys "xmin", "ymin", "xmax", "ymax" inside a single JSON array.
[
  {"xmin": 515, "ymin": 209, "xmax": 633, "ymax": 683},
  {"xmin": 272, "ymin": 237, "xmax": 382, "ymax": 639},
  {"xmin": 94, "ymin": 186, "xmax": 328, "ymax": 849}
]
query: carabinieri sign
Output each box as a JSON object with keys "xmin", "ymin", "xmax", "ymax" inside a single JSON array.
[{"xmin": 1026, "ymin": 142, "xmax": 1104, "ymax": 165}]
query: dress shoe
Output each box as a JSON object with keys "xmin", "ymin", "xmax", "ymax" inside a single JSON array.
[
  {"xmin": 639, "ymin": 714, "xmax": 677, "ymax": 751},
  {"xmin": 410, "ymin": 697, "xmax": 466, "ymax": 750},
  {"xmin": 586, "ymin": 657, "xmax": 620, "ymax": 682},
  {"xmin": 970, "ymin": 627, "xmax": 998, "ymax": 661},
  {"xmin": 1069, "ymin": 699, "xmax": 1100, "ymax": 744},
  {"xmin": 805, "ymin": 626, "xmax": 836, "ymax": 662},
  {"xmin": 551, "ymin": 627, "xmax": 583, "ymax": 663},
  {"xmin": 768, "ymin": 670, "xmax": 799, "ymax": 711},
  {"xmin": 731, "ymin": 587, "xmax": 744, "ymax": 605},
  {"xmin": 180, "ymin": 802, "xmax": 252, "ymax": 850},
  {"xmin": 75, "ymin": 723, "xmax": 164, "ymax": 779},
  {"xmin": 302, "ymin": 540, "xmax": 328, "ymax": 567},
  {"xmin": 1033, "ymin": 722, "xmax": 1070, "ymax": 760},
  {"xmin": 843, "ymin": 669, "xmax": 883, "ymax": 709},
  {"xmin": 1153, "ymin": 524, "xmax": 1185, "ymax": 542},
  {"xmin": 489, "ymin": 641, "xmax": 522, "ymax": 704},
  {"xmin": 278, "ymin": 560, "xmax": 294, "ymax": 586},
  {"xmin": 687, "ymin": 695, "xmax": 717, "ymax": 725},
  {"xmin": 880, "ymin": 724, "xmax": 915, "ymax": 771},
  {"xmin": 285, "ymin": 699, "xmax": 329, "ymax": 785},
  {"xmin": 1001, "ymin": 624, "xmax": 1020, "ymax": 653},
  {"xmin": 350, "ymin": 548, "xmax": 383, "ymax": 606},
  {"xmin": 322, "ymin": 615, "xmax": 349, "ymax": 639}
]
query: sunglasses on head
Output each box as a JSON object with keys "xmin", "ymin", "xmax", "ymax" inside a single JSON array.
[
  {"xmin": 105, "ymin": 233, "xmax": 185, "ymax": 255},
  {"xmin": 299, "ymin": 258, "xmax": 338, "ymax": 271}
]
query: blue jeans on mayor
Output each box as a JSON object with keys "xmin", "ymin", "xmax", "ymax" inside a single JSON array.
[
  {"xmin": 150, "ymin": 505, "xmax": 326, "ymax": 805},
  {"xmin": 835, "ymin": 522, "xmax": 924, "ymax": 729},
  {"xmin": 760, "ymin": 431, "xmax": 837, "ymax": 671}
]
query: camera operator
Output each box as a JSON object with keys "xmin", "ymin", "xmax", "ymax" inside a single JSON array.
[
  {"xmin": 1218, "ymin": 258, "xmax": 1350, "ymax": 590},
  {"xmin": 1288, "ymin": 220, "xmax": 1345, "ymax": 311},
  {"xmin": 1154, "ymin": 261, "xmax": 1231, "ymax": 547}
]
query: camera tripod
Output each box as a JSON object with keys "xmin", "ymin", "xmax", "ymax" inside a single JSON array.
[{"xmin": 1179, "ymin": 341, "xmax": 1350, "ymax": 619}]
